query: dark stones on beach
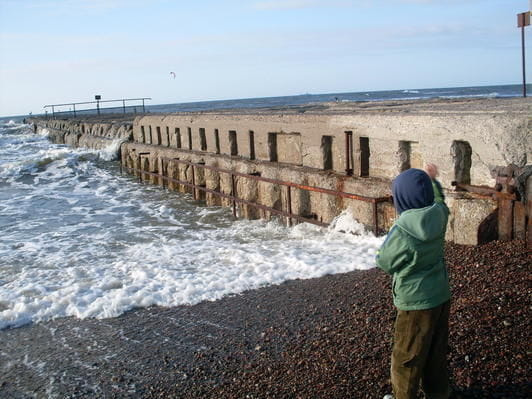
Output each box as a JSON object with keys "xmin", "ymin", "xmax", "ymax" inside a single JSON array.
[
  {"xmin": 142, "ymin": 240, "xmax": 531, "ymax": 398},
  {"xmin": 0, "ymin": 240, "xmax": 530, "ymax": 398}
]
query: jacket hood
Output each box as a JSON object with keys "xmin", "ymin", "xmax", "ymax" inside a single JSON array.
[
  {"xmin": 392, "ymin": 168, "xmax": 434, "ymax": 214},
  {"xmin": 396, "ymin": 203, "xmax": 448, "ymax": 242}
]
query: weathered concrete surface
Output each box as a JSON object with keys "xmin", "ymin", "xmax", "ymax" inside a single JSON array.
[
  {"xmin": 447, "ymin": 198, "xmax": 498, "ymax": 244},
  {"xmin": 132, "ymin": 98, "xmax": 531, "ymax": 187},
  {"xmin": 120, "ymin": 142, "xmax": 395, "ymax": 231},
  {"xmin": 33, "ymin": 117, "xmax": 133, "ymax": 152},
  {"xmin": 31, "ymin": 97, "xmax": 532, "ymax": 245}
]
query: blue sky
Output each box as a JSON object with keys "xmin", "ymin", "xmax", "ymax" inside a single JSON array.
[{"xmin": 0, "ymin": 0, "xmax": 530, "ymax": 116}]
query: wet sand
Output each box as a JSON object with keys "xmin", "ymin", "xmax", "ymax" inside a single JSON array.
[{"xmin": 1, "ymin": 240, "xmax": 530, "ymax": 398}]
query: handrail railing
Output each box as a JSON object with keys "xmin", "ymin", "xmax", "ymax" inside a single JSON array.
[
  {"xmin": 43, "ymin": 97, "xmax": 151, "ymax": 118},
  {"xmin": 124, "ymin": 155, "xmax": 393, "ymax": 233}
]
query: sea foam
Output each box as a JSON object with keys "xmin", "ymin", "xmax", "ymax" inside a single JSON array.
[{"xmin": 0, "ymin": 123, "xmax": 384, "ymax": 330}]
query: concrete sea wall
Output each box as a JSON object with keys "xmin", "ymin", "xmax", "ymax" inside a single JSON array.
[
  {"xmin": 35, "ymin": 118, "xmax": 133, "ymax": 153},
  {"xmin": 30, "ymin": 98, "xmax": 532, "ymax": 246}
]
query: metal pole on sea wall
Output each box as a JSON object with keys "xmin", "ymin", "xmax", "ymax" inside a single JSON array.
[
  {"xmin": 517, "ymin": 11, "xmax": 531, "ymax": 97},
  {"xmin": 95, "ymin": 95, "xmax": 101, "ymax": 115},
  {"xmin": 523, "ymin": 25, "xmax": 527, "ymax": 97}
]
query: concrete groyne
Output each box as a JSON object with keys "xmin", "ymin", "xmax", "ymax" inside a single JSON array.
[
  {"xmin": 35, "ymin": 116, "xmax": 133, "ymax": 154},
  {"xmin": 30, "ymin": 97, "xmax": 532, "ymax": 246}
]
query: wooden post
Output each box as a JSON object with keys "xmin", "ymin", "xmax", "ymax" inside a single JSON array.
[
  {"xmin": 287, "ymin": 186, "xmax": 292, "ymax": 227},
  {"xmin": 527, "ymin": 176, "xmax": 532, "ymax": 249},
  {"xmin": 513, "ymin": 201, "xmax": 526, "ymax": 241},
  {"xmin": 231, "ymin": 174, "xmax": 237, "ymax": 217},
  {"xmin": 191, "ymin": 164, "xmax": 197, "ymax": 200},
  {"xmin": 526, "ymin": 200, "xmax": 532, "ymax": 251},
  {"xmin": 498, "ymin": 199, "xmax": 513, "ymax": 241},
  {"xmin": 160, "ymin": 159, "xmax": 166, "ymax": 189}
]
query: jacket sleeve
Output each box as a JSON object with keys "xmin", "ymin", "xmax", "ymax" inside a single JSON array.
[
  {"xmin": 432, "ymin": 179, "xmax": 445, "ymax": 203},
  {"xmin": 375, "ymin": 226, "xmax": 411, "ymax": 275}
]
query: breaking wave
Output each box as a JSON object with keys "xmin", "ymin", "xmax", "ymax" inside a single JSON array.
[{"xmin": 0, "ymin": 123, "xmax": 383, "ymax": 329}]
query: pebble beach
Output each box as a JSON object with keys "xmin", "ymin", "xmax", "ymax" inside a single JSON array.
[{"xmin": 1, "ymin": 239, "xmax": 529, "ymax": 398}]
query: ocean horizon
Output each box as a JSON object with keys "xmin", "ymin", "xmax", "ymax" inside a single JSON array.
[{"xmin": 1, "ymin": 83, "xmax": 529, "ymax": 121}]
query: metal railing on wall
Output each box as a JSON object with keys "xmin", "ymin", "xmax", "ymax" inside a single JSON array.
[
  {"xmin": 123, "ymin": 155, "xmax": 393, "ymax": 234},
  {"xmin": 43, "ymin": 97, "xmax": 152, "ymax": 119}
]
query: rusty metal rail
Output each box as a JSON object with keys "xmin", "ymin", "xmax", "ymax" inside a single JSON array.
[
  {"xmin": 452, "ymin": 182, "xmax": 517, "ymax": 201},
  {"xmin": 161, "ymin": 158, "xmax": 391, "ymax": 204},
  {"xmin": 124, "ymin": 155, "xmax": 393, "ymax": 233},
  {"xmin": 124, "ymin": 165, "xmax": 329, "ymax": 227}
]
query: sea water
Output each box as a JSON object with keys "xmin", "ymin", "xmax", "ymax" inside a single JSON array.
[
  {"xmin": 34, "ymin": 84, "xmax": 525, "ymax": 117},
  {"xmin": 0, "ymin": 120, "xmax": 383, "ymax": 330},
  {"xmin": 146, "ymin": 84, "xmax": 524, "ymax": 114}
]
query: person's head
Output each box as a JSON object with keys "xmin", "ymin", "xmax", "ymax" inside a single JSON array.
[
  {"xmin": 424, "ymin": 163, "xmax": 439, "ymax": 179},
  {"xmin": 392, "ymin": 168, "xmax": 434, "ymax": 214}
]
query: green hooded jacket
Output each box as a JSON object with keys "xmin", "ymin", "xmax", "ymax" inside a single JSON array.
[
  {"xmin": 432, "ymin": 179, "xmax": 445, "ymax": 203},
  {"xmin": 376, "ymin": 201, "xmax": 451, "ymax": 310}
]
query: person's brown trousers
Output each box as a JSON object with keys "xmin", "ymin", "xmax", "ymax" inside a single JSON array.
[{"xmin": 391, "ymin": 300, "xmax": 451, "ymax": 399}]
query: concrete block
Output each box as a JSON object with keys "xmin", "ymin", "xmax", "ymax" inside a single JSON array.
[{"xmin": 452, "ymin": 199, "xmax": 497, "ymax": 245}]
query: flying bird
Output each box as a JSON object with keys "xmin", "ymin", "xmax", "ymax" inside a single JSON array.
[{"xmin": 170, "ymin": 72, "xmax": 176, "ymax": 79}]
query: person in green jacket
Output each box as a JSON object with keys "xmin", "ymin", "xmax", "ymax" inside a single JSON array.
[
  {"xmin": 377, "ymin": 168, "xmax": 451, "ymax": 399},
  {"xmin": 425, "ymin": 163, "xmax": 445, "ymax": 203}
]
